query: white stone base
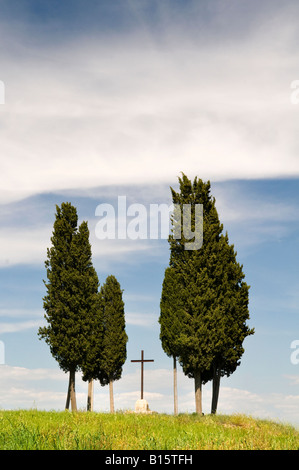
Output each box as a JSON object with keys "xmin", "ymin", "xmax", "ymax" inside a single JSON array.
[{"xmin": 134, "ymin": 399, "xmax": 152, "ymax": 414}]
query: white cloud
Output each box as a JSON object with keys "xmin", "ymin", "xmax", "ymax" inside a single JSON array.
[
  {"xmin": 216, "ymin": 195, "xmax": 299, "ymax": 225},
  {"xmin": 210, "ymin": 182, "xmax": 299, "ymax": 254},
  {"xmin": 0, "ymin": 365, "xmax": 64, "ymax": 382},
  {"xmin": 284, "ymin": 375, "xmax": 299, "ymax": 386},
  {"xmin": 0, "ymin": 216, "xmax": 165, "ymax": 268},
  {"xmin": 90, "ymin": 233, "xmax": 165, "ymax": 268},
  {"xmin": 0, "ymin": 4, "xmax": 299, "ymax": 205},
  {"xmin": 0, "ymin": 320, "xmax": 41, "ymax": 334},
  {"xmin": 0, "ymin": 224, "xmax": 51, "ymax": 267},
  {"xmin": 0, "ymin": 308, "xmax": 42, "ymax": 318},
  {"xmin": 124, "ymin": 293, "xmax": 156, "ymax": 303},
  {"xmin": 125, "ymin": 312, "xmax": 157, "ymax": 327},
  {"xmin": 1, "ymin": 365, "xmax": 298, "ymax": 425}
]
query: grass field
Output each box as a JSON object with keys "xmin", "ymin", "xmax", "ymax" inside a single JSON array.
[{"xmin": 0, "ymin": 410, "xmax": 298, "ymax": 450}]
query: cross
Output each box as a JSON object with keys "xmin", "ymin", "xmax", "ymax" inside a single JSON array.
[{"xmin": 131, "ymin": 350, "xmax": 154, "ymax": 400}]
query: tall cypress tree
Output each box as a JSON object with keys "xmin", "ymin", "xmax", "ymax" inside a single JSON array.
[
  {"xmin": 163, "ymin": 174, "xmax": 253, "ymax": 414},
  {"xmin": 167, "ymin": 174, "xmax": 223, "ymax": 414},
  {"xmin": 159, "ymin": 266, "xmax": 185, "ymax": 415},
  {"xmin": 38, "ymin": 203, "xmax": 100, "ymax": 411},
  {"xmin": 71, "ymin": 220, "xmax": 102, "ymax": 412},
  {"xmin": 82, "ymin": 275, "xmax": 128, "ymax": 412},
  {"xmin": 101, "ymin": 275, "xmax": 128, "ymax": 412}
]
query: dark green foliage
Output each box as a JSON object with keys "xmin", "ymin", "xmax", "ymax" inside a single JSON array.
[
  {"xmin": 205, "ymin": 233, "xmax": 254, "ymax": 380},
  {"xmin": 160, "ymin": 173, "xmax": 254, "ymax": 412},
  {"xmin": 159, "ymin": 266, "xmax": 185, "ymax": 360},
  {"xmin": 82, "ymin": 275, "xmax": 128, "ymax": 386},
  {"xmin": 99, "ymin": 275, "xmax": 128, "ymax": 385},
  {"xmin": 38, "ymin": 202, "xmax": 101, "ymax": 376},
  {"xmin": 167, "ymin": 174, "xmax": 225, "ymax": 378}
]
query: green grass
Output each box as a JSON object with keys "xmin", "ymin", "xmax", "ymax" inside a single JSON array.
[{"xmin": 0, "ymin": 410, "xmax": 298, "ymax": 450}]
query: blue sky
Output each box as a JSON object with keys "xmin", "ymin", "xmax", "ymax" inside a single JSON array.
[{"xmin": 0, "ymin": 0, "xmax": 299, "ymax": 425}]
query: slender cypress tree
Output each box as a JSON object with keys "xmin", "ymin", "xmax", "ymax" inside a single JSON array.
[
  {"xmin": 38, "ymin": 203, "xmax": 100, "ymax": 411},
  {"xmin": 101, "ymin": 275, "xmax": 128, "ymax": 412},
  {"xmin": 82, "ymin": 275, "xmax": 128, "ymax": 412},
  {"xmin": 159, "ymin": 266, "xmax": 185, "ymax": 415},
  {"xmin": 71, "ymin": 220, "xmax": 102, "ymax": 412},
  {"xmin": 81, "ymin": 286, "xmax": 104, "ymax": 411}
]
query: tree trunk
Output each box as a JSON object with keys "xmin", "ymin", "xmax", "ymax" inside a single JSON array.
[
  {"xmin": 109, "ymin": 379, "xmax": 114, "ymax": 413},
  {"xmin": 173, "ymin": 356, "xmax": 178, "ymax": 416},
  {"xmin": 66, "ymin": 368, "xmax": 77, "ymax": 411},
  {"xmin": 65, "ymin": 375, "xmax": 70, "ymax": 410},
  {"xmin": 211, "ymin": 366, "xmax": 221, "ymax": 414},
  {"xmin": 87, "ymin": 379, "xmax": 94, "ymax": 411},
  {"xmin": 194, "ymin": 370, "xmax": 202, "ymax": 415}
]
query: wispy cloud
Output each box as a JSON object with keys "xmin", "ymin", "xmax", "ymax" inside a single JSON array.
[
  {"xmin": 0, "ymin": 2, "xmax": 299, "ymax": 204},
  {"xmin": 0, "ymin": 320, "xmax": 41, "ymax": 334},
  {"xmin": 125, "ymin": 312, "xmax": 157, "ymax": 327},
  {"xmin": 0, "ymin": 224, "xmax": 51, "ymax": 267},
  {"xmin": 0, "ymin": 308, "xmax": 42, "ymax": 318},
  {"xmin": 0, "ymin": 215, "xmax": 166, "ymax": 268},
  {"xmin": 0, "ymin": 178, "xmax": 297, "ymax": 268},
  {"xmin": 212, "ymin": 181, "xmax": 299, "ymax": 254}
]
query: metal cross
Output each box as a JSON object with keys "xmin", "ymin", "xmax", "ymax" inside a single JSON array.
[{"xmin": 131, "ymin": 350, "xmax": 154, "ymax": 400}]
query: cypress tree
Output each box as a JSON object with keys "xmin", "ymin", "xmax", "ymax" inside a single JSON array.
[
  {"xmin": 81, "ymin": 286, "xmax": 104, "ymax": 411},
  {"xmin": 101, "ymin": 275, "xmax": 128, "ymax": 412},
  {"xmin": 71, "ymin": 220, "xmax": 102, "ymax": 412},
  {"xmin": 82, "ymin": 275, "xmax": 128, "ymax": 412},
  {"xmin": 159, "ymin": 266, "xmax": 185, "ymax": 415},
  {"xmin": 167, "ymin": 174, "xmax": 223, "ymax": 414},
  {"xmin": 38, "ymin": 203, "xmax": 100, "ymax": 411},
  {"xmin": 164, "ymin": 173, "xmax": 253, "ymax": 414}
]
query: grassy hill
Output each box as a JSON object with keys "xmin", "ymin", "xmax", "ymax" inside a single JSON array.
[{"xmin": 0, "ymin": 409, "xmax": 298, "ymax": 450}]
